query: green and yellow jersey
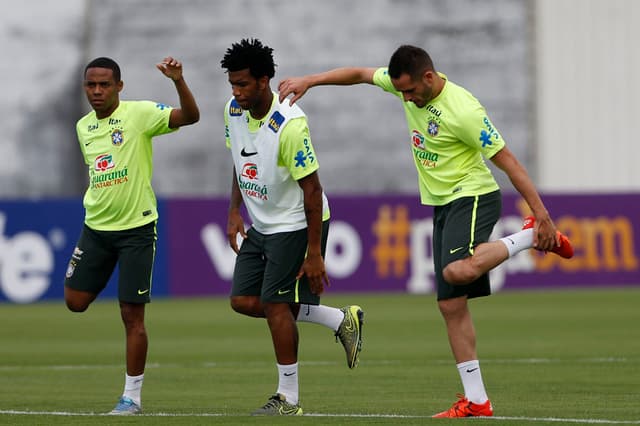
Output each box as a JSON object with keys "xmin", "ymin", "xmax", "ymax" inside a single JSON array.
[
  {"xmin": 373, "ymin": 68, "xmax": 504, "ymax": 206},
  {"xmin": 76, "ymin": 100, "xmax": 175, "ymax": 230}
]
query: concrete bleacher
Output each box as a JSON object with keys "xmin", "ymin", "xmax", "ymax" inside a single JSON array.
[{"xmin": 2, "ymin": 0, "xmax": 528, "ymax": 198}]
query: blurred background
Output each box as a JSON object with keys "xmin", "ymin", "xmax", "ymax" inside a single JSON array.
[{"xmin": 0, "ymin": 0, "xmax": 638, "ymax": 303}]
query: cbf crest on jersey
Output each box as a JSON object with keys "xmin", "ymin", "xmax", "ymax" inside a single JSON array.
[
  {"xmin": 427, "ymin": 120, "xmax": 440, "ymax": 137},
  {"xmin": 111, "ymin": 129, "xmax": 124, "ymax": 146}
]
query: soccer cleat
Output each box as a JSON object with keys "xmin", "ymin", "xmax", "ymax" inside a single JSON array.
[
  {"xmin": 109, "ymin": 396, "xmax": 142, "ymax": 415},
  {"xmin": 522, "ymin": 216, "xmax": 574, "ymax": 259},
  {"xmin": 335, "ymin": 305, "xmax": 364, "ymax": 369},
  {"xmin": 432, "ymin": 394, "xmax": 493, "ymax": 418},
  {"xmin": 251, "ymin": 393, "xmax": 303, "ymax": 416}
]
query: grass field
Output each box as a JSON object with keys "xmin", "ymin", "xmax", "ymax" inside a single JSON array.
[{"xmin": 1, "ymin": 288, "xmax": 639, "ymax": 425}]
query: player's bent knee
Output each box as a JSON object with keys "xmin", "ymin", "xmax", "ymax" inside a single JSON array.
[
  {"xmin": 230, "ymin": 296, "xmax": 264, "ymax": 317},
  {"xmin": 443, "ymin": 263, "xmax": 477, "ymax": 285},
  {"xmin": 64, "ymin": 287, "xmax": 95, "ymax": 312},
  {"xmin": 65, "ymin": 299, "xmax": 89, "ymax": 312},
  {"xmin": 229, "ymin": 297, "xmax": 244, "ymax": 313}
]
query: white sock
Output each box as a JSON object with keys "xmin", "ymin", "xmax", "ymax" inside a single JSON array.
[
  {"xmin": 499, "ymin": 228, "xmax": 534, "ymax": 257},
  {"xmin": 296, "ymin": 304, "xmax": 343, "ymax": 331},
  {"xmin": 276, "ymin": 362, "xmax": 299, "ymax": 405},
  {"xmin": 457, "ymin": 360, "xmax": 488, "ymax": 404},
  {"xmin": 123, "ymin": 373, "xmax": 144, "ymax": 406}
]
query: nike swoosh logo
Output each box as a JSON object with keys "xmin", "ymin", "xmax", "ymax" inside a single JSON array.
[
  {"xmin": 241, "ymin": 148, "xmax": 258, "ymax": 157},
  {"xmin": 283, "ymin": 372, "xmax": 296, "ymax": 376},
  {"xmin": 84, "ymin": 141, "xmax": 93, "ymax": 146},
  {"xmin": 466, "ymin": 367, "xmax": 479, "ymax": 373},
  {"xmin": 341, "ymin": 312, "xmax": 356, "ymax": 332},
  {"xmin": 137, "ymin": 289, "xmax": 149, "ymax": 295},
  {"xmin": 277, "ymin": 289, "xmax": 291, "ymax": 295},
  {"xmin": 449, "ymin": 246, "xmax": 465, "ymax": 254},
  {"xmin": 505, "ymin": 237, "xmax": 515, "ymax": 245}
]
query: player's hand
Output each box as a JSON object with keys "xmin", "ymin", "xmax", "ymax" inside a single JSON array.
[
  {"xmin": 278, "ymin": 77, "xmax": 310, "ymax": 105},
  {"xmin": 532, "ymin": 214, "xmax": 557, "ymax": 252},
  {"xmin": 227, "ymin": 211, "xmax": 247, "ymax": 254},
  {"xmin": 296, "ymin": 253, "xmax": 330, "ymax": 295},
  {"xmin": 156, "ymin": 56, "xmax": 183, "ymax": 82}
]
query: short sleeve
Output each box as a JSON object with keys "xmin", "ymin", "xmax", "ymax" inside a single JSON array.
[
  {"xmin": 451, "ymin": 103, "xmax": 506, "ymax": 159},
  {"xmin": 278, "ymin": 117, "xmax": 319, "ymax": 180}
]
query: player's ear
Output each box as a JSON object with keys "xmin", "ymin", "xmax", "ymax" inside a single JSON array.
[
  {"xmin": 117, "ymin": 80, "xmax": 124, "ymax": 93},
  {"xmin": 257, "ymin": 76, "xmax": 269, "ymax": 91},
  {"xmin": 422, "ymin": 69, "xmax": 433, "ymax": 84}
]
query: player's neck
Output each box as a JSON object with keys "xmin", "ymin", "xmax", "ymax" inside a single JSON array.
[
  {"xmin": 95, "ymin": 101, "xmax": 120, "ymax": 120},
  {"xmin": 249, "ymin": 91, "xmax": 273, "ymax": 121},
  {"xmin": 429, "ymin": 74, "xmax": 445, "ymax": 100}
]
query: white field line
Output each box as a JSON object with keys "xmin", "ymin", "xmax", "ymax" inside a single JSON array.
[
  {"xmin": 0, "ymin": 357, "xmax": 633, "ymax": 371},
  {"xmin": 1, "ymin": 359, "xmax": 636, "ymax": 423},
  {"xmin": 0, "ymin": 410, "xmax": 638, "ymax": 424}
]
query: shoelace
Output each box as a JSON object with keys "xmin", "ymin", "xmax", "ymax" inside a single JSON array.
[
  {"xmin": 262, "ymin": 396, "xmax": 283, "ymax": 409},
  {"xmin": 118, "ymin": 399, "xmax": 135, "ymax": 408},
  {"xmin": 453, "ymin": 393, "xmax": 467, "ymax": 403}
]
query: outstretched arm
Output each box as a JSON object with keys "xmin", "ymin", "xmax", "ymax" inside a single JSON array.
[
  {"xmin": 278, "ymin": 67, "xmax": 377, "ymax": 105},
  {"xmin": 156, "ymin": 56, "xmax": 200, "ymax": 128},
  {"xmin": 490, "ymin": 146, "xmax": 560, "ymax": 251}
]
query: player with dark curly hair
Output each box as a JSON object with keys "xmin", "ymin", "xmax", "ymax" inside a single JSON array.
[{"xmin": 221, "ymin": 38, "xmax": 364, "ymax": 416}]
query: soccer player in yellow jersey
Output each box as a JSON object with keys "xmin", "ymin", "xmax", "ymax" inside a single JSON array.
[
  {"xmin": 64, "ymin": 56, "xmax": 199, "ymax": 414},
  {"xmin": 278, "ymin": 45, "xmax": 573, "ymax": 418}
]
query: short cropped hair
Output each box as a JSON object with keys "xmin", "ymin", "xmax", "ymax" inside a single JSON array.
[
  {"xmin": 388, "ymin": 45, "xmax": 435, "ymax": 80},
  {"xmin": 85, "ymin": 57, "xmax": 121, "ymax": 82},
  {"xmin": 220, "ymin": 38, "xmax": 276, "ymax": 80}
]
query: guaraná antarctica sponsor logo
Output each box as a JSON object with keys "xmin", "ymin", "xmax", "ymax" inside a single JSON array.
[
  {"xmin": 91, "ymin": 154, "xmax": 128, "ymax": 189},
  {"xmin": 239, "ymin": 163, "xmax": 268, "ymax": 200}
]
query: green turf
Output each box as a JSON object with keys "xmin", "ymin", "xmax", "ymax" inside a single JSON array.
[{"xmin": 0, "ymin": 288, "xmax": 639, "ymax": 425}]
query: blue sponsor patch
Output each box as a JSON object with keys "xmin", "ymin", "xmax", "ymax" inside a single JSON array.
[
  {"xmin": 268, "ymin": 111, "xmax": 285, "ymax": 133},
  {"xmin": 294, "ymin": 150, "xmax": 307, "ymax": 167},
  {"xmin": 479, "ymin": 130, "xmax": 493, "ymax": 147},
  {"xmin": 479, "ymin": 116, "xmax": 500, "ymax": 147},
  {"xmin": 229, "ymin": 99, "xmax": 243, "ymax": 116}
]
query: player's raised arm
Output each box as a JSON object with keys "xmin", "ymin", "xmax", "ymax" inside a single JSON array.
[
  {"xmin": 156, "ymin": 56, "xmax": 200, "ymax": 128},
  {"xmin": 278, "ymin": 67, "xmax": 377, "ymax": 104}
]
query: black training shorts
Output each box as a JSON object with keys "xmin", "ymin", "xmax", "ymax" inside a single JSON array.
[
  {"xmin": 231, "ymin": 221, "xmax": 330, "ymax": 305},
  {"xmin": 433, "ymin": 190, "xmax": 501, "ymax": 300},
  {"xmin": 64, "ymin": 221, "xmax": 157, "ymax": 303}
]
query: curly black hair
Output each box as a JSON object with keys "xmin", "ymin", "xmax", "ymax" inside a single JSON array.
[{"xmin": 220, "ymin": 38, "xmax": 276, "ymax": 79}]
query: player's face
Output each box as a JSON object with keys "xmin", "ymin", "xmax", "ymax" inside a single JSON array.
[
  {"xmin": 84, "ymin": 67, "xmax": 123, "ymax": 118},
  {"xmin": 391, "ymin": 71, "xmax": 434, "ymax": 108},
  {"xmin": 227, "ymin": 69, "xmax": 268, "ymax": 111}
]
